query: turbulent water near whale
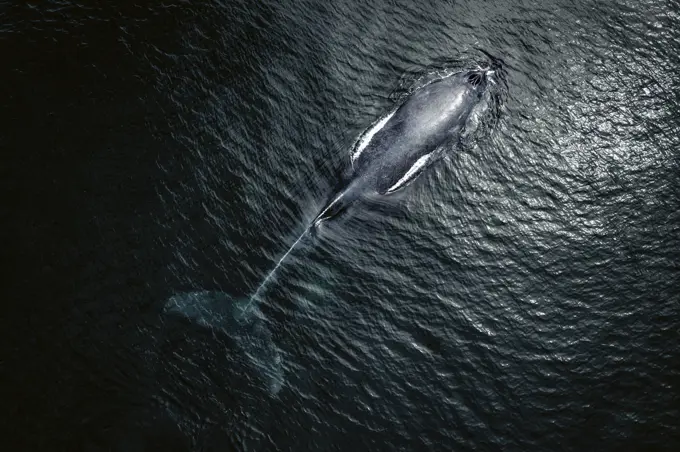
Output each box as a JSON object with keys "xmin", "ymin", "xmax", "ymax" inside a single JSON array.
[{"xmin": 3, "ymin": 0, "xmax": 680, "ymax": 451}]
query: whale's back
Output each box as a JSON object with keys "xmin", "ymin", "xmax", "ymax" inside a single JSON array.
[{"xmin": 350, "ymin": 75, "xmax": 475, "ymax": 193}]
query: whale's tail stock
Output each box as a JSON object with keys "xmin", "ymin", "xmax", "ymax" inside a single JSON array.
[{"xmin": 311, "ymin": 186, "xmax": 359, "ymax": 231}]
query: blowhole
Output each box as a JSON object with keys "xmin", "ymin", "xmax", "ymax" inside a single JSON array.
[{"xmin": 467, "ymin": 72, "xmax": 483, "ymax": 87}]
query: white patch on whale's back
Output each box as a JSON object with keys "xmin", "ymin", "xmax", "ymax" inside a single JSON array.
[
  {"xmin": 386, "ymin": 152, "xmax": 433, "ymax": 194},
  {"xmin": 351, "ymin": 110, "xmax": 396, "ymax": 165}
]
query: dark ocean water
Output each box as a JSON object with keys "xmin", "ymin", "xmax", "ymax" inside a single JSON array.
[{"xmin": 3, "ymin": 0, "xmax": 680, "ymax": 451}]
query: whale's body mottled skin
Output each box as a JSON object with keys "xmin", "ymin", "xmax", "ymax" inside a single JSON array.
[{"xmin": 315, "ymin": 68, "xmax": 492, "ymax": 226}]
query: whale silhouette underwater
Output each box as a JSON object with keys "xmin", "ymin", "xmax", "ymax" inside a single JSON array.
[{"xmin": 162, "ymin": 63, "xmax": 503, "ymax": 395}]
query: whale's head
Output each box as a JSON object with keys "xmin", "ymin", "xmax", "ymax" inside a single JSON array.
[{"xmin": 454, "ymin": 65, "xmax": 502, "ymax": 143}]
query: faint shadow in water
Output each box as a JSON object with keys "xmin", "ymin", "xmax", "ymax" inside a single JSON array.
[{"xmin": 162, "ymin": 290, "xmax": 285, "ymax": 396}]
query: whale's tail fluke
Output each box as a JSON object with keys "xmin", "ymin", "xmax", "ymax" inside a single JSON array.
[{"xmin": 162, "ymin": 291, "xmax": 285, "ymax": 395}]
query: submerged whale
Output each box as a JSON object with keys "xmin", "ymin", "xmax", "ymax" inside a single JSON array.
[{"xmin": 314, "ymin": 67, "xmax": 494, "ymax": 227}]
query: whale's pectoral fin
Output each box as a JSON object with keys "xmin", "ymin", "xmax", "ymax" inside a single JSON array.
[{"xmin": 384, "ymin": 151, "xmax": 435, "ymax": 195}]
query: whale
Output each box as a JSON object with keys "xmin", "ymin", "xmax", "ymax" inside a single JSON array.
[
  {"xmin": 313, "ymin": 67, "xmax": 494, "ymax": 227},
  {"xmin": 241, "ymin": 66, "xmax": 496, "ymax": 307},
  {"xmin": 159, "ymin": 67, "xmax": 498, "ymax": 396},
  {"xmin": 228, "ymin": 66, "xmax": 502, "ymax": 309}
]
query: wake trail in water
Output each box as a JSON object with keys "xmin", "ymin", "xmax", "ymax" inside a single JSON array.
[
  {"xmin": 240, "ymin": 225, "xmax": 312, "ymax": 313},
  {"xmin": 241, "ymin": 191, "xmax": 349, "ymax": 312}
]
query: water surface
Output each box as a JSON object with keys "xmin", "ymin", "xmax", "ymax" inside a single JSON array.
[{"xmin": 3, "ymin": 0, "xmax": 680, "ymax": 450}]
